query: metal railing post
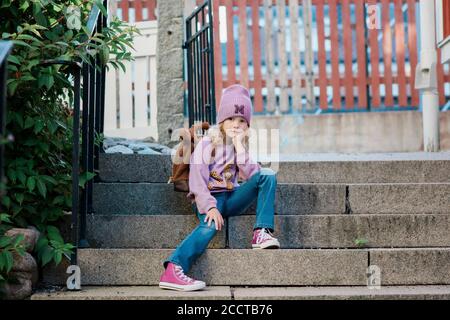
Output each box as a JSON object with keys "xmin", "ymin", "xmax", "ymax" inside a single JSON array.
[
  {"xmin": 70, "ymin": 64, "xmax": 82, "ymax": 265},
  {"xmin": 184, "ymin": 0, "xmax": 216, "ymax": 128},
  {"xmin": 0, "ymin": 41, "xmax": 13, "ymax": 202}
]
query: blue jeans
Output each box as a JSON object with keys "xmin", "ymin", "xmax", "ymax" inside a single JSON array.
[{"xmin": 164, "ymin": 168, "xmax": 277, "ymax": 273}]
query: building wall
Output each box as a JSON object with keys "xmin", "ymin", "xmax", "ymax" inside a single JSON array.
[{"xmin": 251, "ymin": 111, "xmax": 450, "ymax": 153}]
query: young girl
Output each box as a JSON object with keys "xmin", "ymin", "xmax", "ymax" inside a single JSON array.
[{"xmin": 159, "ymin": 84, "xmax": 279, "ymax": 292}]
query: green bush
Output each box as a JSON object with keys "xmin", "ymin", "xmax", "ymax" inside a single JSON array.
[{"xmin": 0, "ymin": 0, "xmax": 139, "ymax": 286}]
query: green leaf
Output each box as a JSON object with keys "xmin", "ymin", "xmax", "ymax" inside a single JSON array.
[
  {"xmin": 0, "ymin": 236, "xmax": 11, "ymax": 248},
  {"xmin": 24, "ymin": 116, "xmax": 35, "ymax": 129},
  {"xmin": 18, "ymin": 75, "xmax": 36, "ymax": 81},
  {"xmin": 94, "ymin": 0, "xmax": 108, "ymax": 17},
  {"xmin": 7, "ymin": 168, "xmax": 17, "ymax": 183},
  {"xmin": 12, "ymin": 234, "xmax": 25, "ymax": 247},
  {"xmin": 116, "ymin": 60, "xmax": 126, "ymax": 73},
  {"xmin": 25, "ymin": 59, "xmax": 40, "ymax": 71},
  {"xmin": 11, "ymin": 40, "xmax": 32, "ymax": 48},
  {"xmin": 15, "ymin": 193, "xmax": 24, "ymax": 205},
  {"xmin": 12, "ymin": 205, "xmax": 22, "ymax": 216},
  {"xmin": 1, "ymin": 196, "xmax": 11, "ymax": 208},
  {"xmin": 16, "ymin": 34, "xmax": 39, "ymax": 42},
  {"xmin": 47, "ymin": 121, "xmax": 58, "ymax": 134},
  {"xmin": 65, "ymin": 195, "xmax": 72, "ymax": 207},
  {"xmin": 33, "ymin": 120, "xmax": 45, "ymax": 134},
  {"xmin": 0, "ymin": 253, "xmax": 5, "ymax": 270},
  {"xmin": 54, "ymin": 251, "xmax": 62, "ymax": 265},
  {"xmin": 27, "ymin": 176, "xmax": 36, "ymax": 192},
  {"xmin": 51, "ymin": 195, "xmax": 65, "ymax": 205},
  {"xmin": 40, "ymin": 175, "xmax": 57, "ymax": 185},
  {"xmin": 36, "ymin": 237, "xmax": 48, "ymax": 252},
  {"xmin": 4, "ymin": 251, "xmax": 13, "ymax": 273},
  {"xmin": 17, "ymin": 170, "xmax": 26, "ymax": 185},
  {"xmin": 7, "ymin": 55, "xmax": 20, "ymax": 65},
  {"xmin": 7, "ymin": 79, "xmax": 19, "ymax": 96},
  {"xmin": 33, "ymin": 3, "xmax": 48, "ymax": 27},
  {"xmin": 79, "ymin": 171, "xmax": 96, "ymax": 188},
  {"xmin": 19, "ymin": 1, "xmax": 29, "ymax": 11},
  {"xmin": 47, "ymin": 226, "xmax": 63, "ymax": 243},
  {"xmin": 63, "ymin": 243, "xmax": 75, "ymax": 250},
  {"xmin": 64, "ymin": 29, "xmax": 73, "ymax": 41},
  {"xmin": 354, "ymin": 238, "xmax": 369, "ymax": 247},
  {"xmin": 14, "ymin": 112, "xmax": 24, "ymax": 128},
  {"xmin": 41, "ymin": 246, "xmax": 53, "ymax": 266},
  {"xmin": 36, "ymin": 178, "xmax": 47, "ymax": 198},
  {"xmin": 0, "ymin": 214, "xmax": 12, "ymax": 224},
  {"xmin": 38, "ymin": 74, "xmax": 54, "ymax": 90}
]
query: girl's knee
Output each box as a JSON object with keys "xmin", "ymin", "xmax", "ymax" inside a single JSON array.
[{"xmin": 259, "ymin": 168, "xmax": 277, "ymax": 180}]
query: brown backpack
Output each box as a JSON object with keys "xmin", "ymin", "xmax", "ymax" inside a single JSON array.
[{"xmin": 168, "ymin": 122, "xmax": 215, "ymax": 192}]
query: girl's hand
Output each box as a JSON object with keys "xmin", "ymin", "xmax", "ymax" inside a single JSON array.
[
  {"xmin": 204, "ymin": 208, "xmax": 225, "ymax": 231},
  {"xmin": 232, "ymin": 130, "xmax": 247, "ymax": 151}
]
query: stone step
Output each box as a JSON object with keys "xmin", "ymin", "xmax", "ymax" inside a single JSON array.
[
  {"xmin": 348, "ymin": 183, "xmax": 450, "ymax": 214},
  {"xmin": 93, "ymin": 183, "xmax": 345, "ymax": 215},
  {"xmin": 86, "ymin": 214, "xmax": 450, "ymax": 249},
  {"xmin": 86, "ymin": 215, "xmax": 226, "ymax": 249},
  {"xmin": 31, "ymin": 285, "xmax": 450, "ymax": 300},
  {"xmin": 370, "ymin": 248, "xmax": 450, "ymax": 285},
  {"xmin": 92, "ymin": 182, "xmax": 450, "ymax": 215},
  {"xmin": 98, "ymin": 153, "xmax": 450, "ymax": 184},
  {"xmin": 70, "ymin": 248, "xmax": 450, "ymax": 286},
  {"xmin": 232, "ymin": 285, "xmax": 450, "ymax": 300},
  {"xmin": 77, "ymin": 248, "xmax": 368, "ymax": 286},
  {"xmin": 31, "ymin": 286, "xmax": 232, "ymax": 300},
  {"xmin": 228, "ymin": 214, "xmax": 450, "ymax": 249}
]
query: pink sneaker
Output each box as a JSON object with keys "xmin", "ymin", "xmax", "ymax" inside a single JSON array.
[
  {"xmin": 252, "ymin": 228, "xmax": 280, "ymax": 249},
  {"xmin": 159, "ymin": 262, "xmax": 206, "ymax": 291}
]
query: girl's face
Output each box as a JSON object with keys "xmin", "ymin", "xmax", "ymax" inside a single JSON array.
[{"xmin": 222, "ymin": 116, "xmax": 249, "ymax": 139}]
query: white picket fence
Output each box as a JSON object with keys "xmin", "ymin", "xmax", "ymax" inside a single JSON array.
[{"xmin": 104, "ymin": 20, "xmax": 158, "ymax": 140}]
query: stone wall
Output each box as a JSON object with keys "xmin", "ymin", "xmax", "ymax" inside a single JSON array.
[{"xmin": 156, "ymin": 0, "xmax": 185, "ymax": 146}]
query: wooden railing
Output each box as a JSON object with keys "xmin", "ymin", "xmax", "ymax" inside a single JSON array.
[{"xmin": 103, "ymin": 21, "xmax": 158, "ymax": 139}]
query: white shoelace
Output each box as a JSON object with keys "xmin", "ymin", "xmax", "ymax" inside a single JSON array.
[
  {"xmin": 174, "ymin": 265, "xmax": 194, "ymax": 283},
  {"xmin": 257, "ymin": 228, "xmax": 273, "ymax": 243}
]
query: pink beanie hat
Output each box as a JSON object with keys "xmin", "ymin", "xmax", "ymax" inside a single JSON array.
[{"xmin": 217, "ymin": 84, "xmax": 252, "ymax": 125}]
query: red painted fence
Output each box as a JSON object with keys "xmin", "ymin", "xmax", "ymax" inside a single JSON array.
[
  {"xmin": 116, "ymin": 0, "xmax": 157, "ymax": 22},
  {"xmin": 118, "ymin": 0, "xmax": 450, "ymax": 113},
  {"xmin": 444, "ymin": 0, "xmax": 450, "ymax": 39}
]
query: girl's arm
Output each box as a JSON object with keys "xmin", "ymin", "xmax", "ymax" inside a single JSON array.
[{"xmin": 188, "ymin": 137, "xmax": 217, "ymax": 214}]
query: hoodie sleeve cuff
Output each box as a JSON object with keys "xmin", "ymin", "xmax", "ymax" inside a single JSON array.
[{"xmin": 199, "ymin": 199, "xmax": 218, "ymax": 215}]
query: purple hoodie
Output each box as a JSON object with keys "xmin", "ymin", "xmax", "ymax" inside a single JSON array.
[{"xmin": 187, "ymin": 136, "xmax": 261, "ymax": 214}]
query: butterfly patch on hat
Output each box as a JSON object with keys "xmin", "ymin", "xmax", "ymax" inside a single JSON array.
[{"xmin": 234, "ymin": 104, "xmax": 245, "ymax": 115}]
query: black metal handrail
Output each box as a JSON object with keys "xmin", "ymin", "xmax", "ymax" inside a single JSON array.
[
  {"xmin": 183, "ymin": 0, "xmax": 216, "ymax": 128},
  {"xmin": 40, "ymin": 1, "xmax": 108, "ymax": 265},
  {"xmin": 0, "ymin": 41, "xmax": 13, "ymax": 202}
]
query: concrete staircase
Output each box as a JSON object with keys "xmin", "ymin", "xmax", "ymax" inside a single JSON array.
[{"xmin": 35, "ymin": 152, "xmax": 450, "ymax": 299}]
